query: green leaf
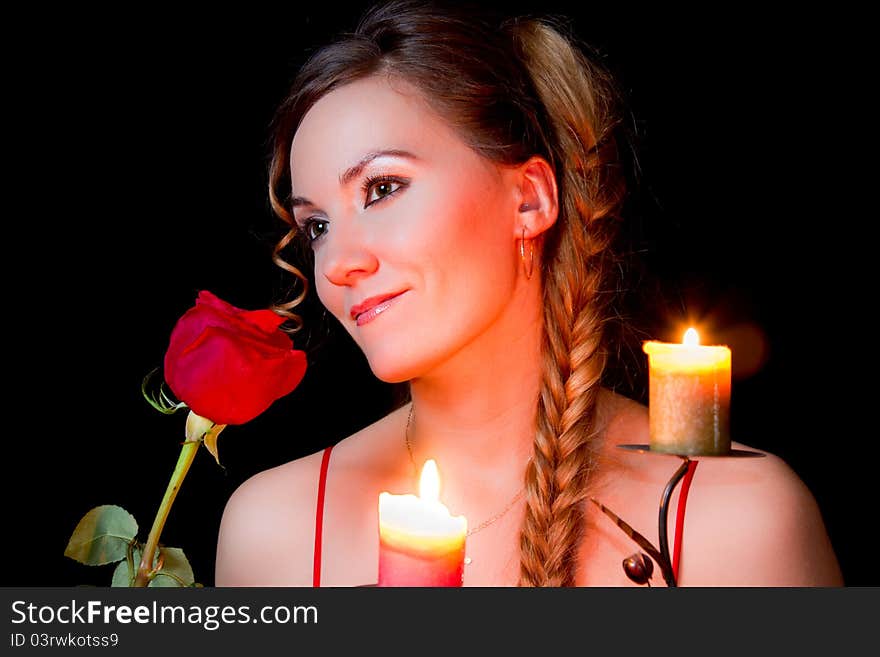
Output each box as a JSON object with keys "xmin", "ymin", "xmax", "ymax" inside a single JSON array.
[
  {"xmin": 111, "ymin": 545, "xmax": 141, "ymax": 587},
  {"xmin": 110, "ymin": 559, "xmax": 132, "ymax": 586},
  {"xmin": 148, "ymin": 547, "xmax": 195, "ymax": 587},
  {"xmin": 64, "ymin": 505, "xmax": 138, "ymax": 566}
]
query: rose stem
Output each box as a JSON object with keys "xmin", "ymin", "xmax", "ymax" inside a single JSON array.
[{"xmin": 133, "ymin": 439, "xmax": 200, "ymax": 587}]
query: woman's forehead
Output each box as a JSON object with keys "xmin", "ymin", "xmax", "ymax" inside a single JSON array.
[
  {"xmin": 291, "ymin": 77, "xmax": 446, "ymax": 160},
  {"xmin": 289, "ymin": 76, "xmax": 457, "ymax": 176}
]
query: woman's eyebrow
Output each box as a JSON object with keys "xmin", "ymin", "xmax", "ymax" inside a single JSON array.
[{"xmin": 291, "ymin": 148, "xmax": 420, "ymax": 209}]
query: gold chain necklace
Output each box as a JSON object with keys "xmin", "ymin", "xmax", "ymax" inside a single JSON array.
[{"xmin": 404, "ymin": 406, "xmax": 527, "ymax": 541}]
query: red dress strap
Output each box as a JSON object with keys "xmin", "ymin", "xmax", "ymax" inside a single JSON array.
[
  {"xmin": 313, "ymin": 444, "xmax": 334, "ymax": 588},
  {"xmin": 671, "ymin": 459, "xmax": 699, "ymax": 582}
]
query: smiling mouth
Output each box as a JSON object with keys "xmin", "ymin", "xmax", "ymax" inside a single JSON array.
[{"xmin": 354, "ymin": 291, "xmax": 407, "ymax": 326}]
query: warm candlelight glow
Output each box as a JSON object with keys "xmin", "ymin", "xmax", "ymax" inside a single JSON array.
[
  {"xmin": 683, "ymin": 327, "xmax": 699, "ymax": 346},
  {"xmin": 377, "ymin": 460, "xmax": 467, "ymax": 586},
  {"xmin": 643, "ymin": 330, "xmax": 731, "ymax": 456},
  {"xmin": 419, "ymin": 459, "xmax": 440, "ymax": 503}
]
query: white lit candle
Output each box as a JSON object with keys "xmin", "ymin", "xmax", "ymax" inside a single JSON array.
[
  {"xmin": 643, "ymin": 328, "xmax": 731, "ymax": 455},
  {"xmin": 377, "ymin": 459, "xmax": 467, "ymax": 586}
]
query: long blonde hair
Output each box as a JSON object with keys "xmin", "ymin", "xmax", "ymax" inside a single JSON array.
[{"xmin": 268, "ymin": 0, "xmax": 627, "ymax": 586}]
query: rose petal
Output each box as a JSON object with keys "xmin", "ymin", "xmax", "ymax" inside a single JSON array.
[{"xmin": 163, "ymin": 292, "xmax": 307, "ymax": 424}]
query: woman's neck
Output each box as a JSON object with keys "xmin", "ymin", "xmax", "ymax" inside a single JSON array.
[{"xmin": 404, "ymin": 279, "xmax": 543, "ymax": 508}]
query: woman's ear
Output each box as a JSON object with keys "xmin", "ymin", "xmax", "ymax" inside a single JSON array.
[{"xmin": 514, "ymin": 156, "xmax": 558, "ymax": 239}]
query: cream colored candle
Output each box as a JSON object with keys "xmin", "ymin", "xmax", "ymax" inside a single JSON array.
[
  {"xmin": 378, "ymin": 460, "xmax": 467, "ymax": 586},
  {"xmin": 643, "ymin": 328, "xmax": 731, "ymax": 455}
]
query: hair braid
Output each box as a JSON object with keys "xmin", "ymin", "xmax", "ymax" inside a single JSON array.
[{"xmin": 511, "ymin": 19, "xmax": 625, "ymax": 587}]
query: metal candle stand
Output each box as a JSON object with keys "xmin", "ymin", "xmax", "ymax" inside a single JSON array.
[{"xmin": 592, "ymin": 444, "xmax": 765, "ymax": 587}]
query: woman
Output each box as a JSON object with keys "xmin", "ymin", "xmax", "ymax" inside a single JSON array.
[{"xmin": 215, "ymin": 0, "xmax": 842, "ymax": 586}]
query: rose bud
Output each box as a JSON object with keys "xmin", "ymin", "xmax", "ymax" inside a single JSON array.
[{"xmin": 164, "ymin": 290, "xmax": 307, "ymax": 425}]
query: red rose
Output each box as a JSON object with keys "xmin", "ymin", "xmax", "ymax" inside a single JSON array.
[{"xmin": 163, "ymin": 290, "xmax": 307, "ymax": 425}]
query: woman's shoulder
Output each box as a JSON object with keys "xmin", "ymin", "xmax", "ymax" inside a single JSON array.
[
  {"xmin": 594, "ymin": 389, "xmax": 842, "ymax": 585},
  {"xmin": 214, "ymin": 406, "xmax": 407, "ymax": 586},
  {"xmin": 214, "ymin": 448, "xmax": 328, "ymax": 586},
  {"xmin": 677, "ymin": 446, "xmax": 843, "ymax": 585}
]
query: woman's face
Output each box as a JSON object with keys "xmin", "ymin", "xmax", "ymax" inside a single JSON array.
[{"xmin": 289, "ymin": 75, "xmax": 522, "ymax": 382}]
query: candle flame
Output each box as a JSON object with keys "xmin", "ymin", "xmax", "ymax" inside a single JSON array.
[
  {"xmin": 419, "ymin": 459, "xmax": 440, "ymax": 503},
  {"xmin": 683, "ymin": 327, "xmax": 700, "ymax": 346}
]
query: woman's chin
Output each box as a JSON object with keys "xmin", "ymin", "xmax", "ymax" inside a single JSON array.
[
  {"xmin": 364, "ymin": 351, "xmax": 425, "ymax": 384},
  {"xmin": 362, "ymin": 338, "xmax": 455, "ymax": 384},
  {"xmin": 368, "ymin": 363, "xmax": 415, "ymax": 384}
]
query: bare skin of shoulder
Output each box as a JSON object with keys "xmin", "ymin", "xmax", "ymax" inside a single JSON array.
[
  {"xmin": 215, "ymin": 389, "xmax": 842, "ymax": 587},
  {"xmin": 582, "ymin": 393, "xmax": 842, "ymax": 586}
]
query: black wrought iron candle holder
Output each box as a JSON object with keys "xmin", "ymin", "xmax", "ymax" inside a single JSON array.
[{"xmin": 592, "ymin": 444, "xmax": 764, "ymax": 587}]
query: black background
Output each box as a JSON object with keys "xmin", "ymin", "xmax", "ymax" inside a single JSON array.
[{"xmin": 6, "ymin": 2, "xmax": 872, "ymax": 587}]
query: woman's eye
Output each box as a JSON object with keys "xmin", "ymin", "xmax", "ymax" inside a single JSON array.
[
  {"xmin": 365, "ymin": 178, "xmax": 404, "ymax": 206},
  {"xmin": 302, "ymin": 218, "xmax": 328, "ymax": 243}
]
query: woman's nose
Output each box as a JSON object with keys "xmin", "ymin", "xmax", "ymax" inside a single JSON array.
[{"xmin": 319, "ymin": 223, "xmax": 379, "ymax": 287}]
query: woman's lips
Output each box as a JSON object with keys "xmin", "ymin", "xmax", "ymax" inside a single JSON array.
[{"xmin": 355, "ymin": 291, "xmax": 407, "ymax": 326}]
